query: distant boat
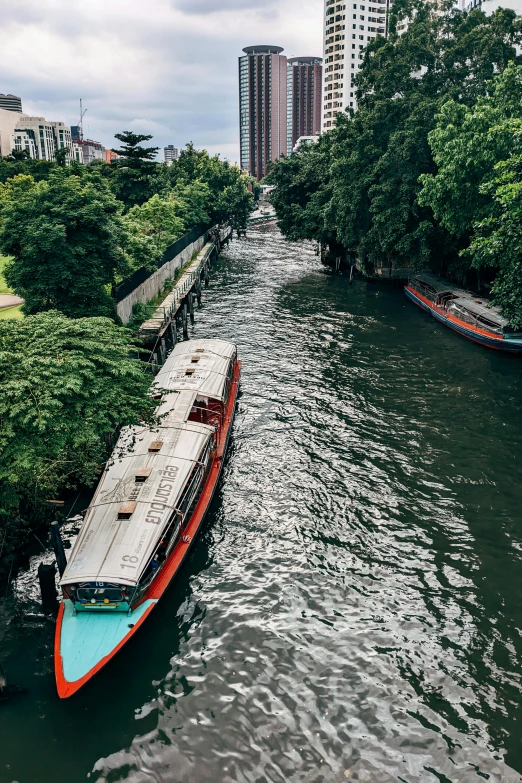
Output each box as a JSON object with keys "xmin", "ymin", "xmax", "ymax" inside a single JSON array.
[
  {"xmin": 405, "ymin": 274, "xmax": 522, "ymax": 353},
  {"xmin": 55, "ymin": 339, "xmax": 241, "ymax": 698}
]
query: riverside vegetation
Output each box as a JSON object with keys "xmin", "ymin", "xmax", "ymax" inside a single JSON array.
[
  {"xmin": 0, "ymin": 135, "xmax": 255, "ymax": 580},
  {"xmin": 267, "ymin": 0, "xmax": 522, "ymax": 326}
]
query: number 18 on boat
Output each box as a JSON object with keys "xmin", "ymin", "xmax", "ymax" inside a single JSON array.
[{"xmin": 54, "ymin": 339, "xmax": 241, "ymax": 698}]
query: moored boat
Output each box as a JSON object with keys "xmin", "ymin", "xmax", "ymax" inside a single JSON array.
[
  {"xmin": 405, "ymin": 274, "xmax": 522, "ymax": 353},
  {"xmin": 55, "ymin": 339, "xmax": 240, "ymax": 698}
]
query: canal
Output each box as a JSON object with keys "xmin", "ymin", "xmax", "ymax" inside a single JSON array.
[{"xmin": 1, "ymin": 225, "xmax": 521, "ymax": 783}]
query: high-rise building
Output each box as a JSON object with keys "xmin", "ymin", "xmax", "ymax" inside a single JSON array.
[
  {"xmin": 164, "ymin": 145, "xmax": 179, "ymax": 164},
  {"xmin": 239, "ymin": 45, "xmax": 288, "ymax": 180},
  {"xmin": 287, "ymin": 57, "xmax": 323, "ymax": 156},
  {"xmin": 0, "ymin": 94, "xmax": 22, "ymax": 113},
  {"xmin": 322, "ymin": 0, "xmax": 389, "ymax": 127}
]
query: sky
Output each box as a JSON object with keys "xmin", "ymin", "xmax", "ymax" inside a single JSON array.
[{"xmin": 0, "ymin": 0, "xmax": 323, "ymax": 163}]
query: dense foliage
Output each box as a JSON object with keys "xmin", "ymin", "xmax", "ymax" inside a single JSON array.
[
  {"xmin": 0, "ymin": 311, "xmax": 156, "ymax": 578},
  {"xmin": 267, "ymin": 2, "xmax": 522, "ymax": 321},
  {"xmin": 0, "ymin": 138, "xmax": 254, "ymax": 317},
  {"xmin": 0, "ymin": 169, "xmax": 126, "ymax": 318}
]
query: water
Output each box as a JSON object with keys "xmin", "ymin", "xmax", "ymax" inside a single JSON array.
[{"xmin": 1, "ymin": 225, "xmax": 521, "ymax": 783}]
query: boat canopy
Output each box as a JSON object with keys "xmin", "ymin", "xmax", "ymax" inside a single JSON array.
[
  {"xmin": 410, "ymin": 273, "xmax": 471, "ymax": 297},
  {"xmin": 448, "ymin": 297, "xmax": 509, "ymax": 329},
  {"xmin": 60, "ymin": 339, "xmax": 236, "ymax": 588},
  {"xmin": 154, "ymin": 340, "xmax": 235, "ymax": 403}
]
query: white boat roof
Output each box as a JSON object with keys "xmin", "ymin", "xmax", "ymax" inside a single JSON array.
[
  {"xmin": 61, "ymin": 339, "xmax": 237, "ymax": 588},
  {"xmin": 451, "ymin": 297, "xmax": 509, "ymax": 327},
  {"xmin": 412, "ymin": 273, "xmax": 472, "ymax": 297}
]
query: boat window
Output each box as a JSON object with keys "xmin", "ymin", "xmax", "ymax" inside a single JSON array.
[
  {"xmin": 410, "ymin": 278, "xmax": 437, "ymax": 302},
  {"xmin": 477, "ymin": 317, "xmax": 502, "ymax": 335},
  {"xmin": 447, "ymin": 302, "xmax": 476, "ymax": 326},
  {"xmin": 77, "ymin": 587, "xmax": 125, "ymax": 604}
]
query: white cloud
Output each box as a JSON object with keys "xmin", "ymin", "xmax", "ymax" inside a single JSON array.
[{"xmin": 0, "ymin": 0, "xmax": 323, "ymax": 158}]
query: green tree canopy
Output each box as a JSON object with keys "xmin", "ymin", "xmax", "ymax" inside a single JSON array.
[
  {"xmin": 0, "ymin": 169, "xmax": 127, "ymax": 319},
  {"xmin": 124, "ymin": 193, "xmax": 186, "ymax": 267},
  {"xmin": 166, "ymin": 144, "xmax": 253, "ymax": 228},
  {"xmin": 417, "ymin": 64, "xmax": 522, "ymax": 321},
  {"xmin": 111, "ymin": 131, "xmax": 160, "ymax": 209},
  {"xmin": 0, "ymin": 311, "xmax": 157, "ymax": 575},
  {"xmin": 419, "ymin": 62, "xmax": 522, "ymax": 238},
  {"xmin": 268, "ymin": 2, "xmax": 522, "ymax": 288}
]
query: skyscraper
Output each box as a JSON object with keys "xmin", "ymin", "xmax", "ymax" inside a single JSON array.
[
  {"xmin": 322, "ymin": 0, "xmax": 389, "ymax": 128},
  {"xmin": 239, "ymin": 45, "xmax": 288, "ymax": 180},
  {"xmin": 287, "ymin": 57, "xmax": 323, "ymax": 155}
]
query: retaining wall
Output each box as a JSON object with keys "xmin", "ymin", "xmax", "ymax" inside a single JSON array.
[{"xmin": 116, "ymin": 234, "xmax": 207, "ymax": 324}]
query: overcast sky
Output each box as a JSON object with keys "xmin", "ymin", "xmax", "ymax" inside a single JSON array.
[{"xmin": 0, "ymin": 0, "xmax": 323, "ymax": 163}]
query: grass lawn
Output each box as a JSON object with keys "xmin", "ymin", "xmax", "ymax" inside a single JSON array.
[{"xmin": 0, "ymin": 255, "xmax": 23, "ymax": 319}]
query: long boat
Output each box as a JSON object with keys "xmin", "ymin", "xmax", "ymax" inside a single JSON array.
[
  {"xmin": 55, "ymin": 339, "xmax": 241, "ymax": 698},
  {"xmin": 405, "ymin": 273, "xmax": 522, "ymax": 353}
]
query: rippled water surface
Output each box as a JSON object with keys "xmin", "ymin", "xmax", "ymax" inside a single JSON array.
[{"xmin": 1, "ymin": 226, "xmax": 522, "ymax": 783}]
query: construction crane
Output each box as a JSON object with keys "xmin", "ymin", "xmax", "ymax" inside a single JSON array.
[{"xmin": 78, "ymin": 99, "xmax": 87, "ymax": 141}]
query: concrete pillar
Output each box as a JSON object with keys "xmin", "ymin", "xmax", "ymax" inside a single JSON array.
[
  {"xmin": 182, "ymin": 302, "xmax": 188, "ymax": 337},
  {"xmin": 188, "ymin": 291, "xmax": 195, "ymax": 323}
]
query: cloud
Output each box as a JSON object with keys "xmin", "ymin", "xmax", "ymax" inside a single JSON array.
[
  {"xmin": 175, "ymin": 0, "xmax": 275, "ymax": 13},
  {"xmin": 0, "ymin": 0, "xmax": 323, "ymax": 160}
]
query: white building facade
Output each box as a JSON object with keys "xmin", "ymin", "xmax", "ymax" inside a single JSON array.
[
  {"xmin": 322, "ymin": 0, "xmax": 389, "ymax": 129},
  {"xmin": 164, "ymin": 145, "xmax": 179, "ymax": 164},
  {"xmin": 0, "ymin": 110, "xmax": 78, "ymax": 163}
]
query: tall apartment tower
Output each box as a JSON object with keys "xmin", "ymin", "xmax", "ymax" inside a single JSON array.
[
  {"xmin": 287, "ymin": 57, "xmax": 323, "ymax": 155},
  {"xmin": 164, "ymin": 145, "xmax": 179, "ymax": 164},
  {"xmin": 239, "ymin": 45, "xmax": 288, "ymax": 180},
  {"xmin": 322, "ymin": 0, "xmax": 389, "ymax": 128}
]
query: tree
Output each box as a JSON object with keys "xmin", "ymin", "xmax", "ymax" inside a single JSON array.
[
  {"xmin": 8, "ymin": 149, "xmax": 30, "ymax": 162},
  {"xmin": 0, "ymin": 311, "xmax": 157, "ymax": 577},
  {"xmin": 170, "ymin": 180, "xmax": 211, "ymax": 227},
  {"xmin": 166, "ymin": 144, "xmax": 253, "ymax": 228},
  {"xmin": 267, "ymin": 133, "xmax": 339, "ymax": 250},
  {"xmin": 267, "ymin": 3, "xmax": 522, "ymax": 278},
  {"xmin": 0, "ymin": 156, "xmax": 55, "ymax": 184},
  {"xmin": 54, "ymin": 147, "xmax": 68, "ymax": 167},
  {"xmin": 0, "ymin": 169, "xmax": 128, "ymax": 319},
  {"xmin": 418, "ymin": 64, "xmax": 522, "ymax": 311},
  {"xmin": 419, "ymin": 63, "xmax": 522, "ymax": 238},
  {"xmin": 465, "ymin": 149, "xmax": 522, "ymax": 326},
  {"xmin": 124, "ymin": 193, "xmax": 186, "ymax": 266},
  {"xmin": 111, "ymin": 131, "xmax": 160, "ymax": 209}
]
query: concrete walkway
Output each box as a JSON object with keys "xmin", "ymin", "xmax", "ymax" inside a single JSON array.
[{"xmin": 0, "ymin": 294, "xmax": 23, "ymax": 310}]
